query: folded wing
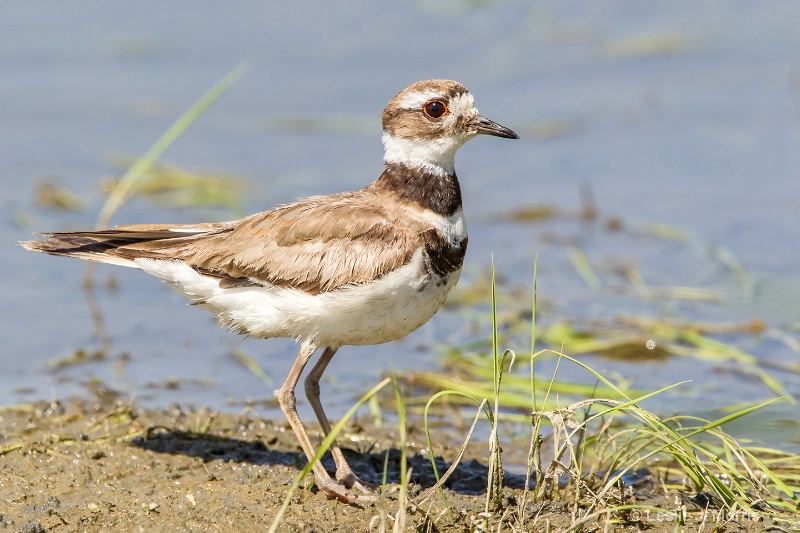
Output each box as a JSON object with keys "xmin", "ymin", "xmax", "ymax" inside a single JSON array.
[{"xmin": 21, "ymin": 191, "xmax": 427, "ymax": 294}]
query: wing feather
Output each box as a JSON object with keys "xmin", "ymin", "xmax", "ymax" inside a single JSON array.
[
  {"xmin": 23, "ymin": 190, "xmax": 428, "ymax": 294},
  {"xmin": 163, "ymin": 192, "xmax": 426, "ymax": 292}
]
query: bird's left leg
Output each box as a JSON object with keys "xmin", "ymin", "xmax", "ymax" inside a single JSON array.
[{"xmin": 304, "ymin": 346, "xmax": 376, "ymax": 493}]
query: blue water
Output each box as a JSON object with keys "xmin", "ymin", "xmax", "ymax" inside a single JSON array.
[{"xmin": 2, "ymin": 1, "xmax": 799, "ymax": 438}]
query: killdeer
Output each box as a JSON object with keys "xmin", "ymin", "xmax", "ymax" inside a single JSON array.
[{"xmin": 21, "ymin": 79, "xmax": 518, "ymax": 502}]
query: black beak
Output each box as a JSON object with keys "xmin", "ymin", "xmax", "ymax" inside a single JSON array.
[{"xmin": 471, "ymin": 115, "xmax": 519, "ymax": 139}]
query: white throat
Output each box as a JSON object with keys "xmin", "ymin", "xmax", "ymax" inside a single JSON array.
[{"xmin": 382, "ymin": 132, "xmax": 471, "ymax": 175}]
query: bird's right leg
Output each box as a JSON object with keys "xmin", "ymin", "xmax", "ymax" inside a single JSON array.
[{"xmin": 277, "ymin": 339, "xmax": 367, "ymax": 502}]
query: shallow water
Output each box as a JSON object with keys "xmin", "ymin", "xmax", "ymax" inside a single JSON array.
[{"xmin": 3, "ymin": 1, "xmax": 800, "ymax": 442}]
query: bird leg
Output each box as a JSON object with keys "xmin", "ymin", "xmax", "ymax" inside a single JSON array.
[
  {"xmin": 277, "ymin": 339, "xmax": 372, "ymax": 502},
  {"xmin": 304, "ymin": 346, "xmax": 377, "ymax": 494}
]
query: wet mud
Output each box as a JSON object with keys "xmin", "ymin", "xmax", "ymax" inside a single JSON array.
[{"xmin": 0, "ymin": 400, "xmax": 777, "ymax": 532}]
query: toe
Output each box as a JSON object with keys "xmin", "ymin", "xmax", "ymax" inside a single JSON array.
[
  {"xmin": 321, "ymin": 481, "xmax": 378, "ymax": 503},
  {"xmin": 318, "ymin": 478, "xmax": 359, "ymax": 503},
  {"xmin": 337, "ymin": 471, "xmax": 378, "ymax": 492}
]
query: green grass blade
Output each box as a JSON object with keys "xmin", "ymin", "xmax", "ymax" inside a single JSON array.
[
  {"xmin": 391, "ymin": 373, "xmax": 408, "ymax": 533},
  {"xmin": 95, "ymin": 63, "xmax": 247, "ymax": 230},
  {"xmin": 230, "ymin": 349, "xmax": 273, "ymax": 386},
  {"xmin": 423, "ymin": 389, "xmax": 486, "ymax": 482}
]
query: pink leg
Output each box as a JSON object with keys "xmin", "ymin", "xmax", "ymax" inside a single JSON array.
[
  {"xmin": 304, "ymin": 346, "xmax": 376, "ymax": 493},
  {"xmin": 277, "ymin": 340, "xmax": 374, "ymax": 502}
]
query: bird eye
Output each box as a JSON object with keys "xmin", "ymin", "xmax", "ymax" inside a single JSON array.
[{"xmin": 423, "ymin": 100, "xmax": 448, "ymax": 119}]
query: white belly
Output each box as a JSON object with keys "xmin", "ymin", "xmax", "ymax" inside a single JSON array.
[{"xmin": 135, "ymin": 249, "xmax": 460, "ymax": 347}]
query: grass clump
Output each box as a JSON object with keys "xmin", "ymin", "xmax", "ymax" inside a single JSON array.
[{"xmin": 412, "ymin": 261, "xmax": 800, "ymax": 531}]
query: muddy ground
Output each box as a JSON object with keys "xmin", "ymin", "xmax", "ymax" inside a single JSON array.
[{"xmin": 0, "ymin": 398, "xmax": 785, "ymax": 532}]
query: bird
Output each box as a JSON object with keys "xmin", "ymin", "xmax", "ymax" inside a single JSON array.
[{"xmin": 21, "ymin": 79, "xmax": 518, "ymax": 502}]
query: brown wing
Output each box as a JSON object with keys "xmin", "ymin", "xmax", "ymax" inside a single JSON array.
[
  {"xmin": 172, "ymin": 198, "xmax": 423, "ymax": 292},
  {"xmin": 57, "ymin": 191, "xmax": 428, "ymax": 293}
]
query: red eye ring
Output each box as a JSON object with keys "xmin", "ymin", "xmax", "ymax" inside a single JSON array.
[{"xmin": 423, "ymin": 100, "xmax": 448, "ymax": 119}]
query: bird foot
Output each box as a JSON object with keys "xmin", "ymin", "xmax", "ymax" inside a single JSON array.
[
  {"xmin": 317, "ymin": 476, "xmax": 378, "ymax": 503},
  {"xmin": 337, "ymin": 470, "xmax": 379, "ymax": 493}
]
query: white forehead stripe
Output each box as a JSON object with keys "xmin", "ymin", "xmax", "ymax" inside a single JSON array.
[{"xmin": 448, "ymin": 92, "xmax": 476, "ymax": 116}]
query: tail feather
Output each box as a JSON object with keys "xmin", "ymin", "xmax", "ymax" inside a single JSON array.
[
  {"xmin": 19, "ymin": 225, "xmax": 218, "ymax": 268},
  {"xmin": 20, "ymin": 233, "xmax": 136, "ymax": 267}
]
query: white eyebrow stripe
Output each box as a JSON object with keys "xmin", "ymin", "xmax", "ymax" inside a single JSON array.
[{"xmin": 397, "ymin": 90, "xmax": 446, "ymax": 110}]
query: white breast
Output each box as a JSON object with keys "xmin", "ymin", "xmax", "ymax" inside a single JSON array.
[{"xmin": 134, "ymin": 249, "xmax": 461, "ymax": 347}]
